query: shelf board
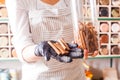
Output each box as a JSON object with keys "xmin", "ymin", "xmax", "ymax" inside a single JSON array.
[
  {"xmin": 0, "ymin": 18, "xmax": 8, "ymax": 22},
  {"xmin": 0, "ymin": 58, "xmax": 19, "ymax": 61},
  {"xmin": 88, "ymin": 55, "xmax": 120, "ymax": 59},
  {"xmin": 98, "ymin": 18, "xmax": 120, "ymax": 21},
  {"xmin": 1, "ymin": 55, "xmax": 120, "ymax": 61}
]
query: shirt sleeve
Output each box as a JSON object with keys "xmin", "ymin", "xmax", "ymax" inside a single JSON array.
[{"xmin": 5, "ymin": 0, "xmax": 34, "ymax": 62}]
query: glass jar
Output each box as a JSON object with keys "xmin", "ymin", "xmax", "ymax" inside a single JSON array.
[{"xmin": 70, "ymin": 0, "xmax": 98, "ymax": 54}]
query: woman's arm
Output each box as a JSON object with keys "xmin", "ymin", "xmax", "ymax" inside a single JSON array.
[
  {"xmin": 6, "ymin": 0, "xmax": 40, "ymax": 62},
  {"xmin": 22, "ymin": 45, "xmax": 41, "ymax": 62}
]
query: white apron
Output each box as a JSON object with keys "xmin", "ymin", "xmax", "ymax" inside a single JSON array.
[{"xmin": 21, "ymin": 0, "xmax": 86, "ymax": 80}]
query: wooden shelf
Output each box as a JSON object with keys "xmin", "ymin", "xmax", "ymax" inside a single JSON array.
[
  {"xmin": 84, "ymin": 0, "xmax": 120, "ymax": 58},
  {"xmin": 88, "ymin": 55, "xmax": 120, "ymax": 59},
  {"xmin": 98, "ymin": 18, "xmax": 120, "ymax": 21},
  {"xmin": 0, "ymin": 58, "xmax": 18, "ymax": 61}
]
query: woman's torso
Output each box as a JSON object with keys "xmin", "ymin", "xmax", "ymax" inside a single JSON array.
[{"xmin": 21, "ymin": 0, "xmax": 86, "ymax": 80}]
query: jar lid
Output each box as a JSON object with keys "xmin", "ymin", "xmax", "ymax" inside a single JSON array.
[
  {"xmin": 0, "ymin": 37, "xmax": 8, "ymax": 46},
  {"xmin": 100, "ymin": 34, "xmax": 109, "ymax": 43},
  {"xmin": 0, "ymin": 48, "xmax": 9, "ymax": 58},
  {"xmin": 112, "ymin": 0, "xmax": 120, "ymax": 6},
  {"xmin": 111, "ymin": 35, "xmax": 119, "ymax": 43},
  {"xmin": 100, "ymin": 23, "xmax": 109, "ymax": 32},
  {"xmin": 99, "ymin": 0, "xmax": 109, "ymax": 5},
  {"xmin": 0, "ymin": 24, "xmax": 8, "ymax": 34},
  {"xmin": 87, "ymin": 8, "xmax": 91, "ymax": 17},
  {"xmin": 99, "ymin": 7, "xmax": 108, "ymax": 17},
  {"xmin": 111, "ymin": 46, "xmax": 120, "ymax": 54},
  {"xmin": 0, "ymin": 7, "xmax": 8, "ymax": 17},
  {"xmin": 111, "ymin": 8, "xmax": 120, "ymax": 17},
  {"xmin": 100, "ymin": 47, "xmax": 108, "ymax": 55},
  {"xmin": 111, "ymin": 23, "xmax": 120, "ymax": 32}
]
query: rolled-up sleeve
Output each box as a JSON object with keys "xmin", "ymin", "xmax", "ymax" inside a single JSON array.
[{"xmin": 6, "ymin": 0, "xmax": 34, "ymax": 62}]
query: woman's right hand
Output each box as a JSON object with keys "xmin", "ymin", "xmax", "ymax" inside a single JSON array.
[
  {"xmin": 34, "ymin": 41, "xmax": 72, "ymax": 63},
  {"xmin": 34, "ymin": 40, "xmax": 88, "ymax": 63}
]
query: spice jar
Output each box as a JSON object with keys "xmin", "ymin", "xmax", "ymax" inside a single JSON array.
[
  {"xmin": 100, "ymin": 22, "xmax": 109, "ymax": 32},
  {"xmin": 85, "ymin": 70, "xmax": 93, "ymax": 80},
  {"xmin": 99, "ymin": 0, "xmax": 109, "ymax": 5},
  {"xmin": 100, "ymin": 34, "xmax": 109, "ymax": 43},
  {"xmin": 99, "ymin": 7, "xmax": 109, "ymax": 17},
  {"xmin": 111, "ymin": 23, "xmax": 120, "ymax": 32},
  {"xmin": 100, "ymin": 46, "xmax": 108, "ymax": 55},
  {"xmin": 111, "ymin": 7, "xmax": 120, "ymax": 17},
  {"xmin": 112, "ymin": 0, "xmax": 120, "ymax": 6},
  {"xmin": 111, "ymin": 46, "xmax": 120, "ymax": 54},
  {"xmin": 111, "ymin": 34, "xmax": 119, "ymax": 43}
]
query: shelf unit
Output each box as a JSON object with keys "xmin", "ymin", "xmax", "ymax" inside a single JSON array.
[
  {"xmin": 0, "ymin": 1, "xmax": 21, "ymax": 80},
  {"xmin": 97, "ymin": 0, "xmax": 120, "ymax": 56},
  {"xmin": 0, "ymin": 2, "xmax": 17, "ymax": 59},
  {"xmin": 0, "ymin": 0, "xmax": 119, "ymax": 60},
  {"xmin": 84, "ymin": 0, "xmax": 120, "ymax": 57},
  {"xmin": 0, "ymin": 0, "xmax": 119, "ymax": 80}
]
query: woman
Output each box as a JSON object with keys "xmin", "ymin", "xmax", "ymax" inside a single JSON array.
[{"xmin": 6, "ymin": 0, "xmax": 88, "ymax": 80}]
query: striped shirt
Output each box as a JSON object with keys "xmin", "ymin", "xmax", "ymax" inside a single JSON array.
[{"xmin": 6, "ymin": 0, "xmax": 86, "ymax": 80}]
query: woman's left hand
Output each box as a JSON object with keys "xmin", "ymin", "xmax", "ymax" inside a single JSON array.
[{"xmin": 83, "ymin": 49, "xmax": 99, "ymax": 59}]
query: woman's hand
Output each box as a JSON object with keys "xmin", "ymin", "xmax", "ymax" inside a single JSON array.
[
  {"xmin": 34, "ymin": 41, "xmax": 72, "ymax": 63},
  {"xmin": 83, "ymin": 49, "xmax": 99, "ymax": 59}
]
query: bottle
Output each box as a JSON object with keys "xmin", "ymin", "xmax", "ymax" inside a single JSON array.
[
  {"xmin": 82, "ymin": 61, "xmax": 93, "ymax": 80},
  {"xmin": 85, "ymin": 70, "xmax": 93, "ymax": 80}
]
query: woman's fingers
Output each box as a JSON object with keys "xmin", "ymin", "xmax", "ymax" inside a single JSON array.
[
  {"xmin": 83, "ymin": 49, "xmax": 88, "ymax": 59},
  {"xmin": 83, "ymin": 49, "xmax": 98, "ymax": 59},
  {"xmin": 92, "ymin": 50, "xmax": 99, "ymax": 57}
]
